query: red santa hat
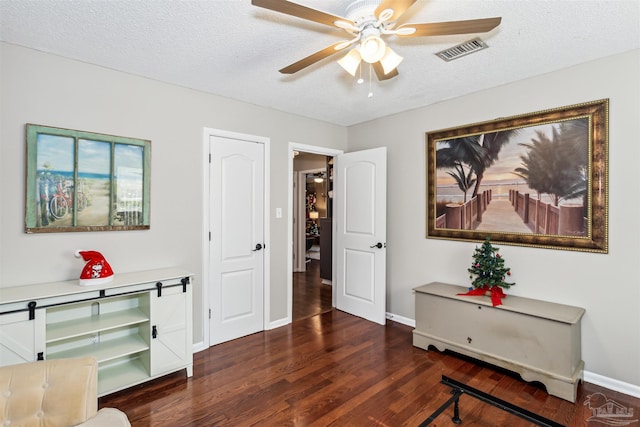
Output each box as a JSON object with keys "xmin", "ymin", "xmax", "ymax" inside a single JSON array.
[{"xmin": 75, "ymin": 250, "xmax": 114, "ymax": 286}]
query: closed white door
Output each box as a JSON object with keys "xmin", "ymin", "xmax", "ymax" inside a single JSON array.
[
  {"xmin": 335, "ymin": 147, "xmax": 387, "ymax": 325},
  {"xmin": 210, "ymin": 135, "xmax": 265, "ymax": 345}
]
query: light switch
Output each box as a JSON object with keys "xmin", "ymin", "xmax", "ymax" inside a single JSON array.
[{"xmin": 276, "ymin": 208, "xmax": 282, "ymax": 218}]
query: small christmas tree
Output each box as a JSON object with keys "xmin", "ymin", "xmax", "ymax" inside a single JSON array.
[{"xmin": 468, "ymin": 237, "xmax": 515, "ymax": 290}]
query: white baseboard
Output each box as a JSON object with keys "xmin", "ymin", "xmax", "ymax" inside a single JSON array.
[
  {"xmin": 192, "ymin": 317, "xmax": 291, "ymax": 353},
  {"xmin": 386, "ymin": 312, "xmax": 640, "ymax": 399},
  {"xmin": 268, "ymin": 317, "xmax": 290, "ymax": 330},
  {"xmin": 192, "ymin": 341, "xmax": 207, "ymax": 354},
  {"xmin": 584, "ymin": 371, "xmax": 640, "ymax": 398},
  {"xmin": 386, "ymin": 312, "xmax": 415, "ymax": 328}
]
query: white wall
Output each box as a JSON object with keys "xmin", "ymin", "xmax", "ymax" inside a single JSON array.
[
  {"xmin": 0, "ymin": 42, "xmax": 348, "ymax": 346},
  {"xmin": 347, "ymin": 49, "xmax": 640, "ymax": 388}
]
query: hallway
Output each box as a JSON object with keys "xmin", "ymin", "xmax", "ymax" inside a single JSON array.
[{"xmin": 292, "ymin": 259, "xmax": 332, "ymax": 322}]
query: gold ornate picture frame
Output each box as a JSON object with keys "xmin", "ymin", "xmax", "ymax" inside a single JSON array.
[{"xmin": 426, "ymin": 99, "xmax": 608, "ymax": 253}]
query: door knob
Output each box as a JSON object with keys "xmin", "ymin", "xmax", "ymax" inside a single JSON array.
[
  {"xmin": 370, "ymin": 242, "xmax": 384, "ymax": 249},
  {"xmin": 253, "ymin": 243, "xmax": 263, "ymax": 251}
]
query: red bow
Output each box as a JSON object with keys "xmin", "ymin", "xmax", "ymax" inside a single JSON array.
[{"xmin": 458, "ymin": 285, "xmax": 506, "ymax": 306}]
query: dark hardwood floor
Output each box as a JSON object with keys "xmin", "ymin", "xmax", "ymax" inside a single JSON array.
[
  {"xmin": 293, "ymin": 259, "xmax": 332, "ymax": 322},
  {"xmin": 100, "ymin": 268, "xmax": 639, "ymax": 426}
]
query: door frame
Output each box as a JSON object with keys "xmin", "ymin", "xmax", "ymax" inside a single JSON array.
[
  {"xmin": 287, "ymin": 143, "xmax": 343, "ymax": 322},
  {"xmin": 202, "ymin": 127, "xmax": 270, "ymax": 349}
]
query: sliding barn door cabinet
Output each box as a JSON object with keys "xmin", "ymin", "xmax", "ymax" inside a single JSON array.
[{"xmin": 0, "ymin": 268, "xmax": 193, "ymax": 397}]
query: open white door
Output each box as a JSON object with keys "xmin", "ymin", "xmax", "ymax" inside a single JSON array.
[
  {"xmin": 209, "ymin": 135, "xmax": 265, "ymax": 345},
  {"xmin": 335, "ymin": 147, "xmax": 387, "ymax": 325}
]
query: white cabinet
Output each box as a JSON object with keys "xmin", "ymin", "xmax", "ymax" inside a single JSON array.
[
  {"xmin": 413, "ymin": 282, "xmax": 585, "ymax": 402},
  {"xmin": 150, "ymin": 282, "xmax": 192, "ymax": 377},
  {"xmin": 0, "ymin": 268, "xmax": 193, "ymax": 397},
  {"xmin": 0, "ymin": 310, "xmax": 45, "ymax": 365}
]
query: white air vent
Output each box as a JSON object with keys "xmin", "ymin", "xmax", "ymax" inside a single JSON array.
[{"xmin": 436, "ymin": 37, "xmax": 488, "ymax": 62}]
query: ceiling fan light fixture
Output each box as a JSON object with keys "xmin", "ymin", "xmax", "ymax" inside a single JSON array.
[
  {"xmin": 337, "ymin": 48, "xmax": 362, "ymax": 76},
  {"xmin": 379, "ymin": 46, "xmax": 403, "ymax": 75},
  {"xmin": 360, "ymin": 34, "xmax": 386, "ymax": 63}
]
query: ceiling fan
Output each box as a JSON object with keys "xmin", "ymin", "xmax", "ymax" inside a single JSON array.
[{"xmin": 251, "ymin": 0, "xmax": 502, "ymax": 81}]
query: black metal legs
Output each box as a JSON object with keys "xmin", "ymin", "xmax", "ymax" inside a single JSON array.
[
  {"xmin": 419, "ymin": 376, "xmax": 566, "ymax": 427},
  {"xmin": 418, "ymin": 388, "xmax": 463, "ymax": 426}
]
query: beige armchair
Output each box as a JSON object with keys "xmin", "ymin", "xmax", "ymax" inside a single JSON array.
[{"xmin": 0, "ymin": 357, "xmax": 130, "ymax": 427}]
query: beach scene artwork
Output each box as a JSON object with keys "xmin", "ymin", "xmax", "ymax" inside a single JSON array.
[
  {"xmin": 28, "ymin": 125, "xmax": 148, "ymax": 232},
  {"xmin": 434, "ymin": 117, "xmax": 589, "ymax": 236}
]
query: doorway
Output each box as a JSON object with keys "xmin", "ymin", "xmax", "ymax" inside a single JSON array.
[
  {"xmin": 288, "ymin": 145, "xmax": 387, "ymax": 324},
  {"xmin": 288, "ymin": 144, "xmax": 343, "ymax": 322},
  {"xmin": 293, "ymin": 155, "xmax": 332, "ymax": 321}
]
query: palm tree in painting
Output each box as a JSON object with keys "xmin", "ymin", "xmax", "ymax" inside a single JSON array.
[
  {"xmin": 513, "ymin": 119, "xmax": 588, "ymax": 206},
  {"xmin": 437, "ymin": 130, "xmax": 519, "ymax": 198},
  {"xmin": 558, "ymin": 119, "xmax": 589, "ymax": 207},
  {"xmin": 446, "ymin": 162, "xmax": 476, "ymax": 203},
  {"xmin": 436, "ymin": 136, "xmax": 484, "ymax": 202},
  {"xmin": 513, "ymin": 135, "xmax": 554, "ymax": 202},
  {"xmin": 436, "ymin": 136, "xmax": 485, "ymax": 174},
  {"xmin": 559, "ymin": 118, "xmax": 589, "ymax": 161},
  {"xmin": 469, "ymin": 130, "xmax": 520, "ymax": 197}
]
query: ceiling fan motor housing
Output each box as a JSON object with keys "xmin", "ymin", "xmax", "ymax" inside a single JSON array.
[
  {"xmin": 346, "ymin": 0, "xmax": 381, "ymax": 26},
  {"xmin": 344, "ymin": 0, "xmax": 390, "ymax": 64}
]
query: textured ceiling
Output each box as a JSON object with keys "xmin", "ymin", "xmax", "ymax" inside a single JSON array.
[{"xmin": 1, "ymin": 0, "xmax": 639, "ymax": 126}]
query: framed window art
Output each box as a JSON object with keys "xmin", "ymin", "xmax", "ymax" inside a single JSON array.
[{"xmin": 25, "ymin": 124, "xmax": 151, "ymax": 233}]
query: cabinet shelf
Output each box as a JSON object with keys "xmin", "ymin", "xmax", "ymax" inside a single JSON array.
[
  {"xmin": 46, "ymin": 309, "xmax": 149, "ymax": 343},
  {"xmin": 47, "ymin": 334, "xmax": 149, "ymax": 363},
  {"xmin": 98, "ymin": 357, "xmax": 149, "ymax": 396}
]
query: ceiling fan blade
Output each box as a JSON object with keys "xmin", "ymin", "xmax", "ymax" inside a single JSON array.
[
  {"xmin": 397, "ymin": 17, "xmax": 502, "ymax": 37},
  {"xmin": 252, "ymin": 0, "xmax": 354, "ymax": 29},
  {"xmin": 279, "ymin": 42, "xmax": 348, "ymax": 74},
  {"xmin": 375, "ymin": 0, "xmax": 417, "ymax": 22},
  {"xmin": 372, "ymin": 62, "xmax": 399, "ymax": 81}
]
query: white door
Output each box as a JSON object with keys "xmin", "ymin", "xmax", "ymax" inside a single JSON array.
[
  {"xmin": 209, "ymin": 135, "xmax": 265, "ymax": 345},
  {"xmin": 335, "ymin": 147, "xmax": 387, "ymax": 325}
]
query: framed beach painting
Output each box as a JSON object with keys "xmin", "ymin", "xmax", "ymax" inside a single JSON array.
[
  {"xmin": 426, "ymin": 99, "xmax": 608, "ymax": 253},
  {"xmin": 25, "ymin": 124, "xmax": 151, "ymax": 233}
]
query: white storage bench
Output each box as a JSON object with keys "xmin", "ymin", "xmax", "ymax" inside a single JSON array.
[{"xmin": 413, "ymin": 282, "xmax": 585, "ymax": 402}]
